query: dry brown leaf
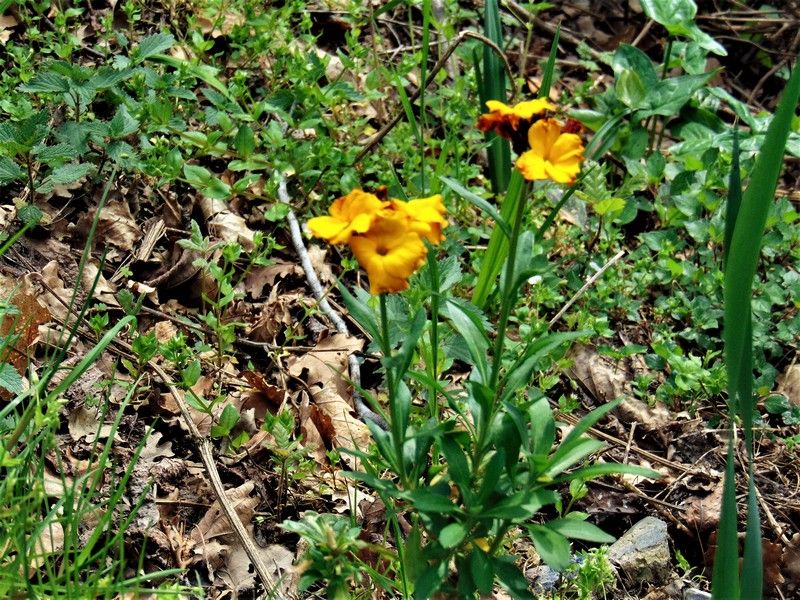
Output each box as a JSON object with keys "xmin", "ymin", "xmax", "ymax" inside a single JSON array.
[
  {"xmin": 307, "ymin": 244, "xmax": 336, "ymax": 287},
  {"xmin": 0, "ymin": 14, "xmax": 17, "ymax": 44},
  {"xmin": 247, "ymin": 288, "xmax": 301, "ymax": 342},
  {"xmin": 298, "ymin": 390, "xmax": 328, "ymax": 465},
  {"xmin": 92, "ymin": 199, "xmax": 142, "ymax": 252},
  {"xmin": 0, "ymin": 273, "xmax": 50, "ymax": 395},
  {"xmin": 81, "ymin": 262, "xmax": 119, "ymax": 306},
  {"xmin": 244, "ymin": 261, "xmax": 302, "ymax": 298},
  {"xmin": 308, "ymin": 384, "xmax": 371, "ymax": 469},
  {"xmin": 195, "ymin": 10, "xmax": 245, "ymax": 38},
  {"xmin": 287, "ymin": 332, "xmax": 363, "ymax": 392},
  {"xmin": 566, "ymin": 344, "xmax": 671, "ymax": 430},
  {"xmin": 67, "ymin": 405, "xmax": 114, "ymax": 442},
  {"xmin": 783, "ymin": 533, "xmax": 800, "ymax": 582},
  {"xmin": 778, "ymin": 363, "xmax": 800, "ymax": 407},
  {"xmin": 27, "ymin": 521, "xmax": 64, "ymax": 574},
  {"xmin": 683, "ymin": 481, "xmax": 723, "ymax": 533},
  {"xmin": 219, "ymin": 539, "xmax": 294, "ymax": 593},
  {"xmin": 763, "ymin": 539, "xmax": 785, "ymax": 587},
  {"xmin": 191, "ymin": 481, "xmax": 258, "ymax": 545},
  {"xmin": 197, "ymin": 196, "xmax": 255, "ymax": 251}
]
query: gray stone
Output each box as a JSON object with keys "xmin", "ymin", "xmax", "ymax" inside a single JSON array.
[
  {"xmin": 683, "ymin": 589, "xmax": 711, "ymax": 600},
  {"xmin": 527, "ymin": 564, "xmax": 561, "ymax": 594},
  {"xmin": 608, "ymin": 516, "xmax": 671, "ymax": 585}
]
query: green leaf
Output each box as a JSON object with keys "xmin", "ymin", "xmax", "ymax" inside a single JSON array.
[
  {"xmin": 181, "ymin": 360, "xmax": 201, "ymax": 388},
  {"xmin": 712, "ymin": 436, "xmax": 740, "ymax": 599},
  {"xmin": 19, "ymin": 71, "xmax": 69, "ymax": 93},
  {"xmin": 441, "ymin": 434, "xmax": 470, "ymax": 489},
  {"xmin": 547, "ymin": 517, "xmax": 615, "ymax": 543},
  {"xmin": 0, "ymin": 157, "xmax": 23, "ymax": 184},
  {"xmin": 50, "ymin": 162, "xmax": 94, "ymax": 184},
  {"xmin": 108, "ymin": 105, "xmax": 139, "ymax": 138},
  {"xmin": 439, "ymin": 522, "xmax": 467, "ymax": 549},
  {"xmin": 337, "ymin": 284, "xmax": 380, "ymax": 342},
  {"xmin": 494, "ymin": 556, "xmax": 535, "ymax": 600},
  {"xmin": 134, "ymin": 33, "xmax": 175, "ymax": 63},
  {"xmin": 616, "ymin": 69, "xmax": 647, "ymax": 109},
  {"xmin": 640, "ymin": 0, "xmax": 726, "ymax": 55},
  {"xmin": 441, "ymin": 298, "xmax": 489, "ymax": 383},
  {"xmin": 210, "ymin": 404, "xmax": 239, "ymax": 437},
  {"xmin": 0, "ymin": 363, "xmax": 23, "ymax": 395},
  {"xmin": 440, "ymin": 175, "xmax": 511, "ymax": 239},
  {"xmin": 528, "ymin": 525, "xmax": 571, "ymax": 571},
  {"xmin": 470, "ymin": 549, "xmax": 495, "ymax": 595},
  {"xmin": 472, "ymin": 169, "xmax": 526, "ymax": 307},
  {"xmin": 408, "ymin": 489, "xmax": 460, "ymax": 514},
  {"xmin": 612, "ymin": 45, "xmax": 659, "ymax": 89},
  {"xmin": 234, "ymin": 124, "xmax": 255, "ymax": 159}
]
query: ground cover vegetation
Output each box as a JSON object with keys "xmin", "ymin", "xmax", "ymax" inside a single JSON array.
[{"xmin": 0, "ymin": 0, "xmax": 798, "ymax": 598}]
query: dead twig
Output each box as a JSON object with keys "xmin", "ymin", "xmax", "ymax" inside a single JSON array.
[
  {"xmin": 354, "ymin": 30, "xmax": 516, "ymax": 165},
  {"xmin": 277, "ymin": 177, "xmax": 389, "ymax": 430},
  {"xmin": 148, "ymin": 361, "xmax": 288, "ymax": 599}
]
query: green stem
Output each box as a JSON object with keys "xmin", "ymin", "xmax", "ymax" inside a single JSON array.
[
  {"xmin": 427, "ymin": 248, "xmax": 440, "ymax": 420},
  {"xmin": 490, "ymin": 182, "xmax": 529, "ymax": 391},
  {"xmin": 379, "ymin": 294, "xmax": 405, "ymax": 484}
]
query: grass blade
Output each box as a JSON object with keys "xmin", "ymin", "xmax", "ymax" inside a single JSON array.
[
  {"xmin": 723, "ymin": 128, "xmax": 741, "ymax": 269},
  {"xmin": 480, "ymin": 0, "xmax": 511, "ymax": 194},
  {"xmin": 472, "ymin": 169, "xmax": 525, "ymax": 307},
  {"xmin": 711, "ymin": 437, "xmax": 741, "ymax": 600},
  {"xmin": 539, "ymin": 25, "xmax": 560, "ymax": 100}
]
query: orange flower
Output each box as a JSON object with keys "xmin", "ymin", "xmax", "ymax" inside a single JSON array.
[
  {"xmin": 307, "ymin": 189, "xmax": 387, "ymax": 244},
  {"xmin": 349, "ymin": 211, "xmax": 427, "ymax": 294},
  {"xmin": 477, "ymin": 98, "xmax": 555, "ymax": 151},
  {"xmin": 388, "ymin": 194, "xmax": 448, "ymax": 244},
  {"xmin": 515, "ymin": 118, "xmax": 584, "ymax": 184}
]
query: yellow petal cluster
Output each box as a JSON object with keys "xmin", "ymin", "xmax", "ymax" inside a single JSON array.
[
  {"xmin": 515, "ymin": 118, "xmax": 584, "ymax": 185},
  {"xmin": 308, "ymin": 189, "xmax": 448, "ymax": 295}
]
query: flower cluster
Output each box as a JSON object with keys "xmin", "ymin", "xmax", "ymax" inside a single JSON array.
[
  {"xmin": 477, "ymin": 99, "xmax": 585, "ymax": 185},
  {"xmin": 308, "ymin": 189, "xmax": 447, "ymax": 295}
]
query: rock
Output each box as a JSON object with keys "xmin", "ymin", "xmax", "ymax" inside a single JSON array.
[
  {"xmin": 527, "ymin": 564, "xmax": 561, "ymax": 594},
  {"xmin": 683, "ymin": 589, "xmax": 711, "ymax": 600},
  {"xmin": 608, "ymin": 517, "xmax": 672, "ymax": 586}
]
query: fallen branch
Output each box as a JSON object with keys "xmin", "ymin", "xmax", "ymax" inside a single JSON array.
[
  {"xmin": 277, "ymin": 178, "xmax": 389, "ymax": 430},
  {"xmin": 148, "ymin": 361, "xmax": 288, "ymax": 599}
]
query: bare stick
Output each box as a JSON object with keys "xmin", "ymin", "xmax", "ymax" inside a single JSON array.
[
  {"xmin": 277, "ymin": 178, "xmax": 388, "ymax": 429},
  {"xmin": 148, "ymin": 361, "xmax": 287, "ymax": 598},
  {"xmin": 354, "ymin": 30, "xmax": 516, "ymax": 165},
  {"xmin": 548, "ymin": 250, "xmax": 626, "ymax": 327}
]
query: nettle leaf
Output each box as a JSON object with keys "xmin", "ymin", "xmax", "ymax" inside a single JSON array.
[
  {"xmin": 0, "ymin": 156, "xmax": 24, "ymax": 184},
  {"xmin": 108, "ymin": 105, "xmax": 140, "ymax": 138},
  {"xmin": 90, "ymin": 66, "xmax": 135, "ymax": 90},
  {"xmin": 32, "ymin": 142, "xmax": 78, "ymax": 164},
  {"xmin": 50, "ymin": 162, "xmax": 95, "ymax": 184},
  {"xmin": 19, "ymin": 71, "xmax": 69, "ymax": 94},
  {"xmin": 0, "ymin": 363, "xmax": 23, "ymax": 395},
  {"xmin": 134, "ymin": 33, "xmax": 175, "ymax": 63}
]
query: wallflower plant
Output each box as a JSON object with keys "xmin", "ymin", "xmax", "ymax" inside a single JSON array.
[{"xmin": 300, "ymin": 91, "xmax": 655, "ymax": 598}]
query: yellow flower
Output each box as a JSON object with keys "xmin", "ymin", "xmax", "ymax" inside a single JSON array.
[
  {"xmin": 349, "ymin": 212, "xmax": 427, "ymax": 295},
  {"xmin": 388, "ymin": 194, "xmax": 448, "ymax": 244},
  {"xmin": 477, "ymin": 99, "xmax": 555, "ymax": 149},
  {"xmin": 307, "ymin": 189, "xmax": 387, "ymax": 244},
  {"xmin": 515, "ymin": 118, "xmax": 584, "ymax": 184}
]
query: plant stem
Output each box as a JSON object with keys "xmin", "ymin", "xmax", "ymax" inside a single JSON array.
[
  {"xmin": 427, "ymin": 248, "xmax": 440, "ymax": 419},
  {"xmin": 490, "ymin": 182, "xmax": 529, "ymax": 391},
  {"xmin": 379, "ymin": 294, "xmax": 405, "ymax": 484}
]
